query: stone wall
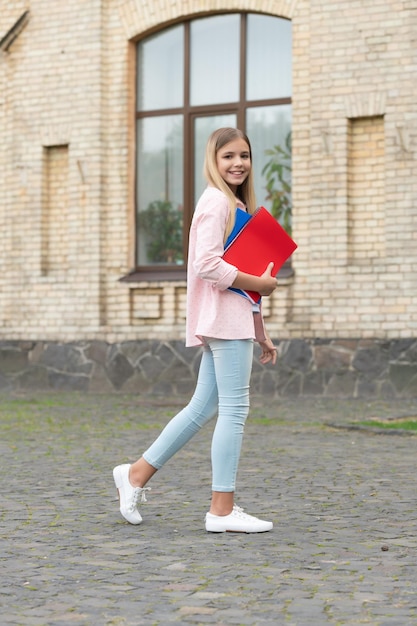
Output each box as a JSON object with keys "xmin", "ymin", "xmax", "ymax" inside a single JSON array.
[{"xmin": 1, "ymin": 338, "xmax": 416, "ymax": 399}]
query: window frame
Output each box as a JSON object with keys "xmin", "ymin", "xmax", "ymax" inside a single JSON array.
[{"xmin": 128, "ymin": 12, "xmax": 291, "ymax": 282}]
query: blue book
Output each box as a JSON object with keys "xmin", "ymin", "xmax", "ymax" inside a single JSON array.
[
  {"xmin": 224, "ymin": 209, "xmax": 261, "ymax": 305},
  {"xmin": 225, "ymin": 208, "xmax": 252, "ymax": 249}
]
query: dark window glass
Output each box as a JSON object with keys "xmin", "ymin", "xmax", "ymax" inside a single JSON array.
[{"xmin": 135, "ymin": 14, "xmax": 292, "ymax": 269}]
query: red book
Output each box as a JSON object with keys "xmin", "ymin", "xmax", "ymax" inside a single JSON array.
[{"xmin": 223, "ymin": 206, "xmax": 297, "ymax": 304}]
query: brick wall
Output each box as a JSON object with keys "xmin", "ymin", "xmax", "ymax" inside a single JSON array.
[
  {"xmin": 1, "ymin": 1, "xmax": 417, "ymax": 396},
  {"xmin": 291, "ymin": 0, "xmax": 417, "ymax": 340}
]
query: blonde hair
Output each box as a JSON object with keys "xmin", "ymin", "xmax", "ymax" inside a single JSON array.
[{"xmin": 203, "ymin": 127, "xmax": 257, "ymax": 241}]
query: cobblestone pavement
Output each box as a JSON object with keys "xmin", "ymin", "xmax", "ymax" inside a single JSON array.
[{"xmin": 1, "ymin": 392, "xmax": 417, "ymax": 626}]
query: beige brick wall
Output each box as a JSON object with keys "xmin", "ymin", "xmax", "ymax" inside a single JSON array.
[
  {"xmin": 290, "ymin": 0, "xmax": 417, "ymax": 339},
  {"xmin": 1, "ymin": 0, "xmax": 416, "ymax": 343},
  {"xmin": 347, "ymin": 117, "xmax": 386, "ymax": 263},
  {"xmin": 41, "ymin": 145, "xmax": 69, "ymax": 274}
]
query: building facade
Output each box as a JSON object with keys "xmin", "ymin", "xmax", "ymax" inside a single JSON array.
[{"xmin": 1, "ymin": 0, "xmax": 417, "ymax": 397}]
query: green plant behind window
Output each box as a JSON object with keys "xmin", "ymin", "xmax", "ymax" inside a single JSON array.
[
  {"xmin": 262, "ymin": 131, "xmax": 292, "ymax": 235},
  {"xmin": 140, "ymin": 200, "xmax": 183, "ymax": 263}
]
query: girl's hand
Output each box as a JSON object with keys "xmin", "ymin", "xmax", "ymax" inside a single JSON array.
[
  {"xmin": 258, "ymin": 336, "xmax": 277, "ymax": 365},
  {"xmin": 232, "ymin": 263, "xmax": 279, "ymax": 296},
  {"xmin": 258, "ymin": 262, "xmax": 278, "ymax": 296}
]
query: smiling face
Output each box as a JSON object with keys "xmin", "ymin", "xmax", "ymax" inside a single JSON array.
[{"xmin": 216, "ymin": 137, "xmax": 251, "ymax": 193}]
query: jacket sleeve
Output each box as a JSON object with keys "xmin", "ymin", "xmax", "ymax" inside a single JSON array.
[{"xmin": 191, "ymin": 191, "xmax": 238, "ymax": 290}]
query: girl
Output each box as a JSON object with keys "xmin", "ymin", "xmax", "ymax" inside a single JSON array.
[{"xmin": 113, "ymin": 127, "xmax": 279, "ymax": 533}]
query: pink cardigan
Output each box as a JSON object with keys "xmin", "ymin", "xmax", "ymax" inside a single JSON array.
[{"xmin": 186, "ymin": 186, "xmax": 261, "ymax": 347}]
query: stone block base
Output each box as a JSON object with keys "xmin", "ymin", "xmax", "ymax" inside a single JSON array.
[{"xmin": 1, "ymin": 338, "xmax": 417, "ymax": 398}]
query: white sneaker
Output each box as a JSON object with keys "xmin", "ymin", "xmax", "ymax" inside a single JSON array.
[
  {"xmin": 113, "ymin": 464, "xmax": 150, "ymax": 525},
  {"xmin": 205, "ymin": 505, "xmax": 273, "ymax": 533}
]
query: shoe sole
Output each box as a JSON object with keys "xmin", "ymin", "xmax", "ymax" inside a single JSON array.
[
  {"xmin": 206, "ymin": 525, "xmax": 273, "ymax": 533},
  {"xmin": 113, "ymin": 465, "xmax": 125, "ymax": 491},
  {"xmin": 113, "ymin": 465, "xmax": 142, "ymax": 525},
  {"xmin": 113, "ymin": 466, "xmax": 126, "ymax": 507}
]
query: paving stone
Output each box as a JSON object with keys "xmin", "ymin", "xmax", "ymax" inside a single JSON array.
[{"xmin": 1, "ymin": 393, "xmax": 417, "ymax": 624}]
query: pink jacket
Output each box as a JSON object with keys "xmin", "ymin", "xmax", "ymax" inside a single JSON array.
[{"xmin": 186, "ymin": 186, "xmax": 260, "ymax": 347}]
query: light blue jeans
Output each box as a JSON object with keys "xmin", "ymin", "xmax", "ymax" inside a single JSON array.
[{"xmin": 143, "ymin": 338, "xmax": 254, "ymax": 492}]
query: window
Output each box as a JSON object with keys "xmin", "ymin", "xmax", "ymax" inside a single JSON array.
[{"xmin": 135, "ymin": 13, "xmax": 292, "ymax": 274}]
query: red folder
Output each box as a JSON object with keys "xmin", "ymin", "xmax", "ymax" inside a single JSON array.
[{"xmin": 223, "ymin": 206, "xmax": 297, "ymax": 304}]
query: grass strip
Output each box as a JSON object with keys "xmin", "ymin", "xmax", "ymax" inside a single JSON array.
[{"xmin": 357, "ymin": 418, "xmax": 417, "ymax": 431}]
